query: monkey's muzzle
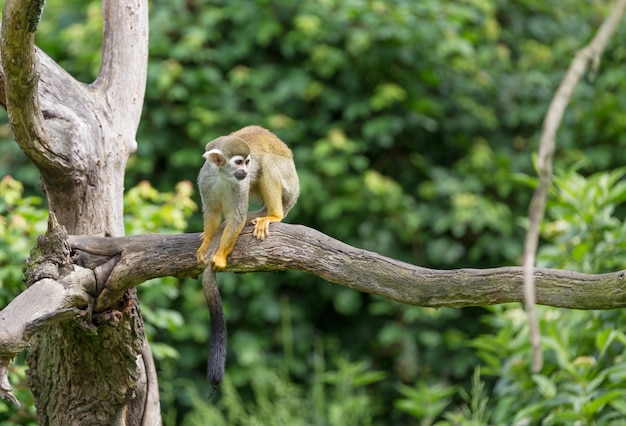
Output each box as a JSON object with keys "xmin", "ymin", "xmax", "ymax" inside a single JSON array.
[{"xmin": 234, "ymin": 170, "xmax": 248, "ymax": 180}]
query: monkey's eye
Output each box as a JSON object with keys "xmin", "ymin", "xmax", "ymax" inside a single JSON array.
[
  {"xmin": 245, "ymin": 159, "xmax": 251, "ymax": 166},
  {"xmin": 234, "ymin": 159, "xmax": 243, "ymax": 166}
]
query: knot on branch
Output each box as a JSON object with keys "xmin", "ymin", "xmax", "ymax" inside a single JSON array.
[{"xmin": 23, "ymin": 212, "xmax": 71, "ymax": 285}]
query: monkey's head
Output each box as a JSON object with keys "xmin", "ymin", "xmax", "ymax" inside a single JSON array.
[{"xmin": 203, "ymin": 136, "xmax": 251, "ymax": 181}]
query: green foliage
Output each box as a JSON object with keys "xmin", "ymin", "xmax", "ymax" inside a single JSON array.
[
  {"xmin": 2, "ymin": 0, "xmax": 626, "ymax": 423},
  {"xmin": 396, "ymin": 381, "xmax": 458, "ymax": 425},
  {"xmin": 177, "ymin": 356, "xmax": 384, "ymax": 426},
  {"xmin": 539, "ymin": 167, "xmax": 626, "ymax": 273},
  {"xmin": 122, "ymin": 180, "xmax": 198, "ymax": 363},
  {"xmin": 471, "ymin": 306, "xmax": 626, "ymax": 425},
  {"xmin": 0, "ymin": 176, "xmax": 47, "ymax": 303},
  {"xmin": 0, "ymin": 177, "xmax": 47, "ymax": 424},
  {"xmin": 0, "ymin": 358, "xmax": 37, "ymax": 426},
  {"xmin": 124, "ymin": 180, "xmax": 197, "ymax": 235},
  {"xmin": 437, "ymin": 367, "xmax": 492, "ymax": 426},
  {"xmin": 467, "ymin": 169, "xmax": 626, "ymax": 425},
  {"xmin": 35, "ymin": 0, "xmax": 103, "ymax": 82}
]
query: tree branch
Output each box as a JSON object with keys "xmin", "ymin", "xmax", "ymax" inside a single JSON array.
[
  {"xmin": 64, "ymin": 223, "xmax": 626, "ymax": 312},
  {"xmin": 523, "ymin": 0, "xmax": 626, "ymax": 372},
  {"xmin": 92, "ymin": 0, "xmax": 149, "ymax": 143},
  {"xmin": 0, "ymin": 0, "xmax": 50, "ymax": 167},
  {"xmin": 2, "ymin": 221, "xmax": 625, "ymax": 400}
]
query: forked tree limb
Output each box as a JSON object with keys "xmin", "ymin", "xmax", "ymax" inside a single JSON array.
[
  {"xmin": 93, "ymin": 0, "xmax": 149, "ymax": 145},
  {"xmin": 523, "ymin": 0, "xmax": 626, "ymax": 373},
  {"xmin": 0, "ymin": 0, "xmax": 148, "ymax": 235}
]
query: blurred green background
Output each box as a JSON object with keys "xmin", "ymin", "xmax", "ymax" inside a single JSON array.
[{"xmin": 2, "ymin": 0, "xmax": 626, "ymax": 424}]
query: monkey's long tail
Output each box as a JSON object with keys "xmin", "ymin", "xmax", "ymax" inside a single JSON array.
[{"xmin": 202, "ymin": 268, "xmax": 227, "ymax": 388}]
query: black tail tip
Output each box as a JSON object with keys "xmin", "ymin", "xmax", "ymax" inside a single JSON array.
[
  {"xmin": 207, "ymin": 372, "xmax": 223, "ymax": 400},
  {"xmin": 207, "ymin": 360, "xmax": 224, "ymax": 388},
  {"xmin": 208, "ymin": 373, "xmax": 223, "ymax": 388}
]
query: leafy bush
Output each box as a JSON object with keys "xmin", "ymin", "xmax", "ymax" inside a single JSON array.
[
  {"xmin": 0, "ymin": 177, "xmax": 47, "ymax": 424},
  {"xmin": 467, "ymin": 169, "xmax": 626, "ymax": 425}
]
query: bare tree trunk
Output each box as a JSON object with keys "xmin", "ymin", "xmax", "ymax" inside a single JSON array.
[{"xmin": 0, "ymin": 0, "xmax": 160, "ymax": 424}]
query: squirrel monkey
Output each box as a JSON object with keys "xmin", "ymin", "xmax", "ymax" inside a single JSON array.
[
  {"xmin": 196, "ymin": 125, "xmax": 299, "ymax": 387},
  {"xmin": 197, "ymin": 125, "xmax": 300, "ymax": 270}
]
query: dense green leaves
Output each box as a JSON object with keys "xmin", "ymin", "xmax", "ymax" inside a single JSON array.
[
  {"xmin": 468, "ymin": 169, "xmax": 626, "ymax": 425},
  {"xmin": 1, "ymin": 0, "xmax": 626, "ymax": 424},
  {"xmin": 540, "ymin": 168, "xmax": 626, "ymax": 272}
]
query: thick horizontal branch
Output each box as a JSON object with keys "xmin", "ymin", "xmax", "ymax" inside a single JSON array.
[
  {"xmin": 2, "ymin": 223, "xmax": 625, "ymax": 366},
  {"xmin": 69, "ymin": 223, "xmax": 626, "ymax": 311}
]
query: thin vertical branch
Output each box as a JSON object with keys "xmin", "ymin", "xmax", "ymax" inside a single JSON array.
[
  {"xmin": 524, "ymin": 0, "xmax": 626, "ymax": 373},
  {"xmin": 93, "ymin": 0, "xmax": 149, "ymax": 142}
]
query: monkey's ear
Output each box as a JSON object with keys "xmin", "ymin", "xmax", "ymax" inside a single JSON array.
[{"xmin": 205, "ymin": 149, "xmax": 227, "ymax": 167}]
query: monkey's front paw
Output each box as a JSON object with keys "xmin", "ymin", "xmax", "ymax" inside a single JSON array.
[
  {"xmin": 211, "ymin": 254, "xmax": 228, "ymax": 272},
  {"xmin": 252, "ymin": 217, "xmax": 271, "ymax": 240}
]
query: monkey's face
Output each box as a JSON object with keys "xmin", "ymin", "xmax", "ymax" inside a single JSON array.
[
  {"xmin": 231, "ymin": 155, "xmax": 251, "ymax": 181},
  {"xmin": 203, "ymin": 149, "xmax": 251, "ymax": 182}
]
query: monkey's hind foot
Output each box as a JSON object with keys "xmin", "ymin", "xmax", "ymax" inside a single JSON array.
[
  {"xmin": 211, "ymin": 253, "xmax": 228, "ymax": 272},
  {"xmin": 197, "ymin": 241, "xmax": 210, "ymax": 266}
]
